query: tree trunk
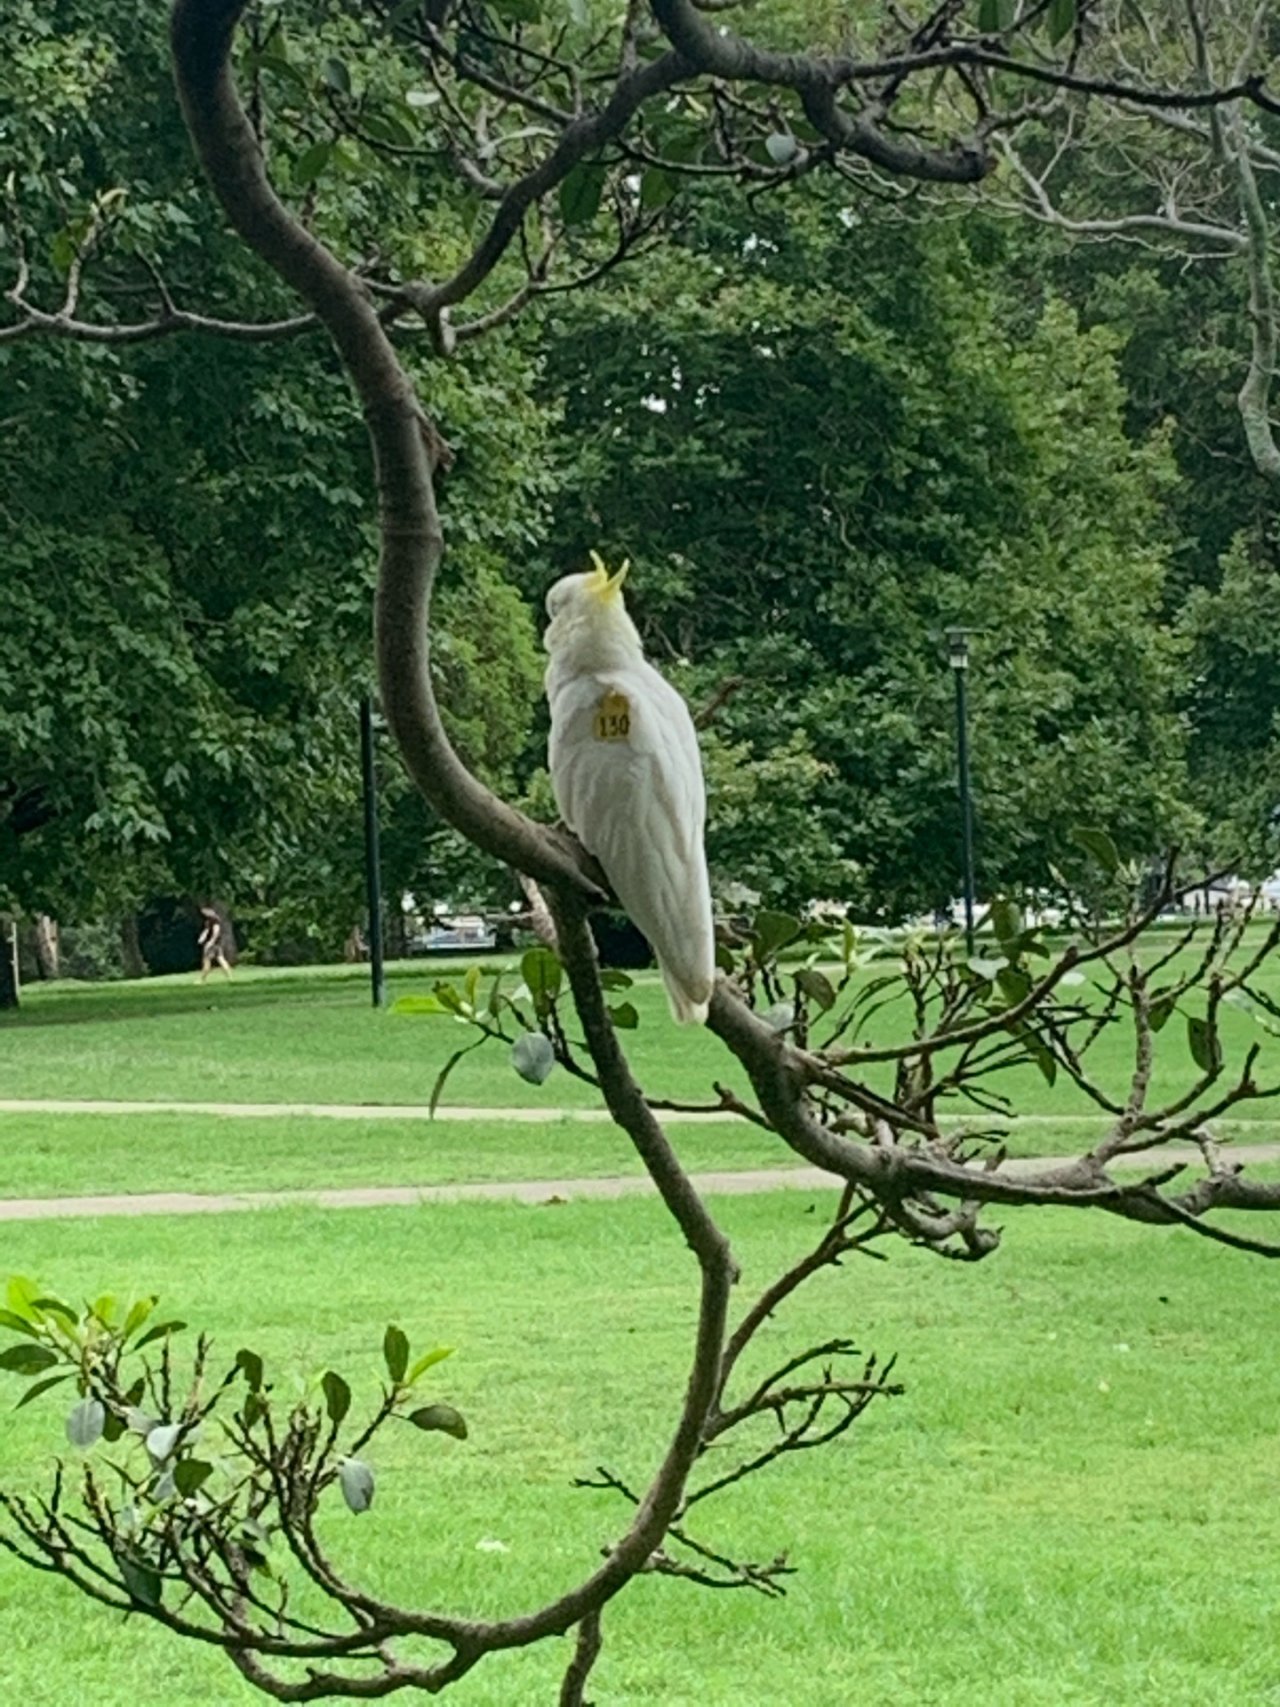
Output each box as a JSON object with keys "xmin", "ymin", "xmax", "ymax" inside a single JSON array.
[
  {"xmin": 33, "ymin": 914, "xmax": 59, "ymax": 981},
  {"xmin": 0, "ymin": 918, "xmax": 18, "ymax": 1010},
  {"xmin": 119, "ymin": 914, "xmax": 147, "ymax": 980}
]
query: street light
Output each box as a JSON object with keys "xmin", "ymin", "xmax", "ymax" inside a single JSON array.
[
  {"xmin": 359, "ymin": 695, "xmax": 387, "ymax": 1010},
  {"xmin": 945, "ymin": 628, "xmax": 977, "ymax": 955}
]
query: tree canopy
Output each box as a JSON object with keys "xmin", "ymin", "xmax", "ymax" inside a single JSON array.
[{"xmin": 3, "ymin": 0, "xmax": 1279, "ymax": 941}]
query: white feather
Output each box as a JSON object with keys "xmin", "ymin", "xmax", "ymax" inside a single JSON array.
[{"xmin": 544, "ymin": 568, "xmax": 715, "ymax": 1025}]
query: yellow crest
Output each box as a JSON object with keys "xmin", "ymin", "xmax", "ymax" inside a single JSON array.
[{"xmin": 586, "ymin": 550, "xmax": 629, "ymax": 602}]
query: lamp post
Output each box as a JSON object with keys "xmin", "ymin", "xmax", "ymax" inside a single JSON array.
[
  {"xmin": 359, "ymin": 695, "xmax": 387, "ymax": 1010},
  {"xmin": 945, "ymin": 628, "xmax": 977, "ymax": 955}
]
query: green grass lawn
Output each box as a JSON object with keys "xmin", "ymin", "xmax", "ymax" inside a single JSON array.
[
  {"xmin": 3, "ymin": 1107, "xmax": 1278, "ymax": 1203},
  {"xmin": 2, "ymin": 1191, "xmax": 1279, "ymax": 1705},
  {"xmin": 0, "ymin": 1110, "xmax": 791, "ymax": 1199},
  {"xmin": 6, "ymin": 947, "xmax": 1280, "ymax": 1121},
  {"xmin": 1, "ymin": 960, "xmax": 741, "ymax": 1109},
  {"xmin": 3, "ymin": 951, "xmax": 1279, "ymax": 1202}
]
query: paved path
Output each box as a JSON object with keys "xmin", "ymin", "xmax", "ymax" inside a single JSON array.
[
  {"xmin": 3, "ymin": 1097, "xmax": 1276, "ymax": 1128},
  {"xmin": 0, "ymin": 1097, "xmax": 710, "ymax": 1124},
  {"xmin": 3, "ymin": 1146, "xmax": 1278, "ymax": 1224}
]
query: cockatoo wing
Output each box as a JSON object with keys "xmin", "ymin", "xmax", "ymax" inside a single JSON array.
[{"xmin": 548, "ymin": 660, "xmax": 715, "ymax": 1024}]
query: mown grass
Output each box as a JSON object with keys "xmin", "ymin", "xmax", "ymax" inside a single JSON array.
[
  {"xmin": 2, "ymin": 1191, "xmax": 1280, "ymax": 1704},
  {"xmin": 4, "ymin": 946, "xmax": 1279, "ymax": 1201},
  {"xmin": 0, "ymin": 1111, "xmax": 789, "ymax": 1199},
  {"xmin": 1, "ymin": 960, "xmax": 732, "ymax": 1109},
  {"xmin": 5, "ymin": 1106, "xmax": 1280, "ymax": 1203},
  {"xmin": 6, "ymin": 942, "xmax": 1280, "ymax": 1122}
]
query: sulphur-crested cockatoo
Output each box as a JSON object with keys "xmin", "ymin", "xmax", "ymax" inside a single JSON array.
[{"xmin": 545, "ymin": 553, "xmax": 715, "ymax": 1025}]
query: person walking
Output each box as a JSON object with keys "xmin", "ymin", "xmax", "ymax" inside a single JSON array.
[{"xmin": 198, "ymin": 906, "xmax": 232, "ymax": 983}]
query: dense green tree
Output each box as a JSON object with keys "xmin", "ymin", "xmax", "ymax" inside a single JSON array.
[
  {"xmin": 537, "ymin": 192, "xmax": 1191, "ymax": 914},
  {"xmin": 1, "ymin": 0, "xmax": 551, "ymax": 955}
]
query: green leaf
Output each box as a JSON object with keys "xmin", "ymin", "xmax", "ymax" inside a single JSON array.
[
  {"xmin": 135, "ymin": 1320, "xmax": 186, "ymax": 1350},
  {"xmin": 405, "ymin": 88, "xmax": 440, "ymax": 109},
  {"xmin": 0, "ymin": 1310, "xmax": 39, "ymax": 1338},
  {"xmin": 1187, "ymin": 1015, "xmax": 1222, "ymax": 1075},
  {"xmin": 608, "ymin": 1001, "xmax": 639, "ymax": 1030},
  {"xmin": 1149, "ymin": 993, "xmax": 1177, "ymax": 1032},
  {"xmin": 122, "ymin": 1297, "xmax": 157, "ymax": 1341},
  {"xmin": 639, "ymin": 167, "xmax": 677, "ymax": 209},
  {"xmin": 292, "ymin": 141, "xmax": 333, "ymax": 189},
  {"xmin": 383, "ymin": 1324, "xmax": 409, "ymax": 1385},
  {"xmin": 407, "ymin": 1403, "xmax": 467, "ymax": 1440},
  {"xmin": 599, "ymin": 969, "xmax": 634, "ymax": 991},
  {"xmin": 361, "ymin": 109, "xmax": 416, "ymax": 148},
  {"xmin": 490, "ymin": 0, "xmax": 543, "ymax": 23},
  {"xmin": 967, "ymin": 956, "xmax": 1006, "ymax": 983},
  {"xmin": 50, "ymin": 230, "xmax": 76, "ymax": 277},
  {"xmin": 118, "ymin": 1553, "xmax": 162, "ymax": 1609},
  {"xmin": 174, "ymin": 1459, "xmax": 213, "ymax": 1497},
  {"xmin": 1013, "ymin": 1022, "xmax": 1057, "ymax": 1085},
  {"xmin": 0, "ymin": 1344, "xmax": 58, "ymax": 1376},
  {"xmin": 407, "ymin": 1345, "xmax": 454, "ymax": 1384},
  {"xmin": 14, "ymin": 1373, "xmax": 72, "ymax": 1410},
  {"xmin": 1046, "ymin": 0, "xmax": 1076, "ymax": 44},
  {"xmin": 795, "ymin": 969, "xmax": 836, "ymax": 1013},
  {"xmin": 1071, "ymin": 826, "xmax": 1120, "ymax": 876},
  {"xmin": 520, "ymin": 947, "xmax": 562, "ymax": 1015},
  {"xmin": 751, "ymin": 910, "xmax": 802, "ymax": 963},
  {"xmin": 145, "ymin": 1422, "xmax": 183, "ymax": 1462},
  {"xmin": 558, "ymin": 163, "xmax": 606, "ymax": 226},
  {"xmin": 714, "ymin": 941, "xmax": 736, "ymax": 974},
  {"xmin": 322, "ymin": 1370, "xmax": 351, "ymax": 1425},
  {"xmin": 996, "ymin": 966, "xmax": 1031, "ymax": 1007},
  {"xmin": 430, "ymin": 983, "xmax": 466, "ymax": 1016},
  {"xmin": 6, "ymin": 1277, "xmax": 43, "ymax": 1322},
  {"xmin": 89, "ymin": 1294, "xmax": 118, "ymax": 1328},
  {"xmin": 31, "ymin": 1297, "xmax": 78, "ymax": 1329},
  {"xmin": 391, "ymin": 993, "xmax": 449, "ymax": 1015},
  {"xmin": 339, "ymin": 1456, "xmax": 375, "ymax": 1513},
  {"xmin": 989, "ymin": 898, "xmax": 1022, "ymax": 947},
  {"xmin": 511, "ymin": 1031, "xmax": 556, "ymax": 1085},
  {"xmin": 764, "ymin": 131, "xmax": 799, "ymax": 166},
  {"xmin": 259, "ymin": 51, "xmax": 309, "ymax": 91},
  {"xmin": 977, "ymin": 0, "xmax": 1015, "ymax": 29},
  {"xmin": 323, "ymin": 57, "xmax": 350, "ymax": 96},
  {"xmin": 66, "ymin": 1397, "xmax": 105, "ymax": 1450},
  {"xmin": 236, "ymin": 1348, "xmax": 264, "ymax": 1391}
]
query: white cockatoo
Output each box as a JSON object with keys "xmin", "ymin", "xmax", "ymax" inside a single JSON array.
[{"xmin": 544, "ymin": 553, "xmax": 715, "ymax": 1024}]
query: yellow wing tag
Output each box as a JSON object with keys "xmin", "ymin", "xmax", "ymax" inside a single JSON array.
[{"xmin": 593, "ymin": 689, "xmax": 632, "ymax": 742}]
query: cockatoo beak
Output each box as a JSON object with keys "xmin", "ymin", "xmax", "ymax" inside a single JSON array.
[{"xmin": 586, "ymin": 552, "xmax": 629, "ymax": 603}]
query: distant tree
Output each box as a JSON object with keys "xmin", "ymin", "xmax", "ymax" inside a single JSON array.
[
  {"xmin": 0, "ymin": 0, "xmax": 550, "ymax": 962},
  {"xmin": 538, "ymin": 196, "xmax": 1191, "ymax": 912}
]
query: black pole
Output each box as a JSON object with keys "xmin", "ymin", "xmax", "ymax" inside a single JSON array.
[
  {"xmin": 359, "ymin": 695, "xmax": 387, "ymax": 1009},
  {"xmin": 952, "ymin": 655, "xmax": 977, "ymax": 955}
]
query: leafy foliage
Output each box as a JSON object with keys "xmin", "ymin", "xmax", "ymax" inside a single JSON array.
[
  {"xmin": 0, "ymin": 1275, "xmax": 462, "ymax": 1611},
  {"xmin": 536, "ymin": 193, "xmax": 1192, "ymax": 915}
]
